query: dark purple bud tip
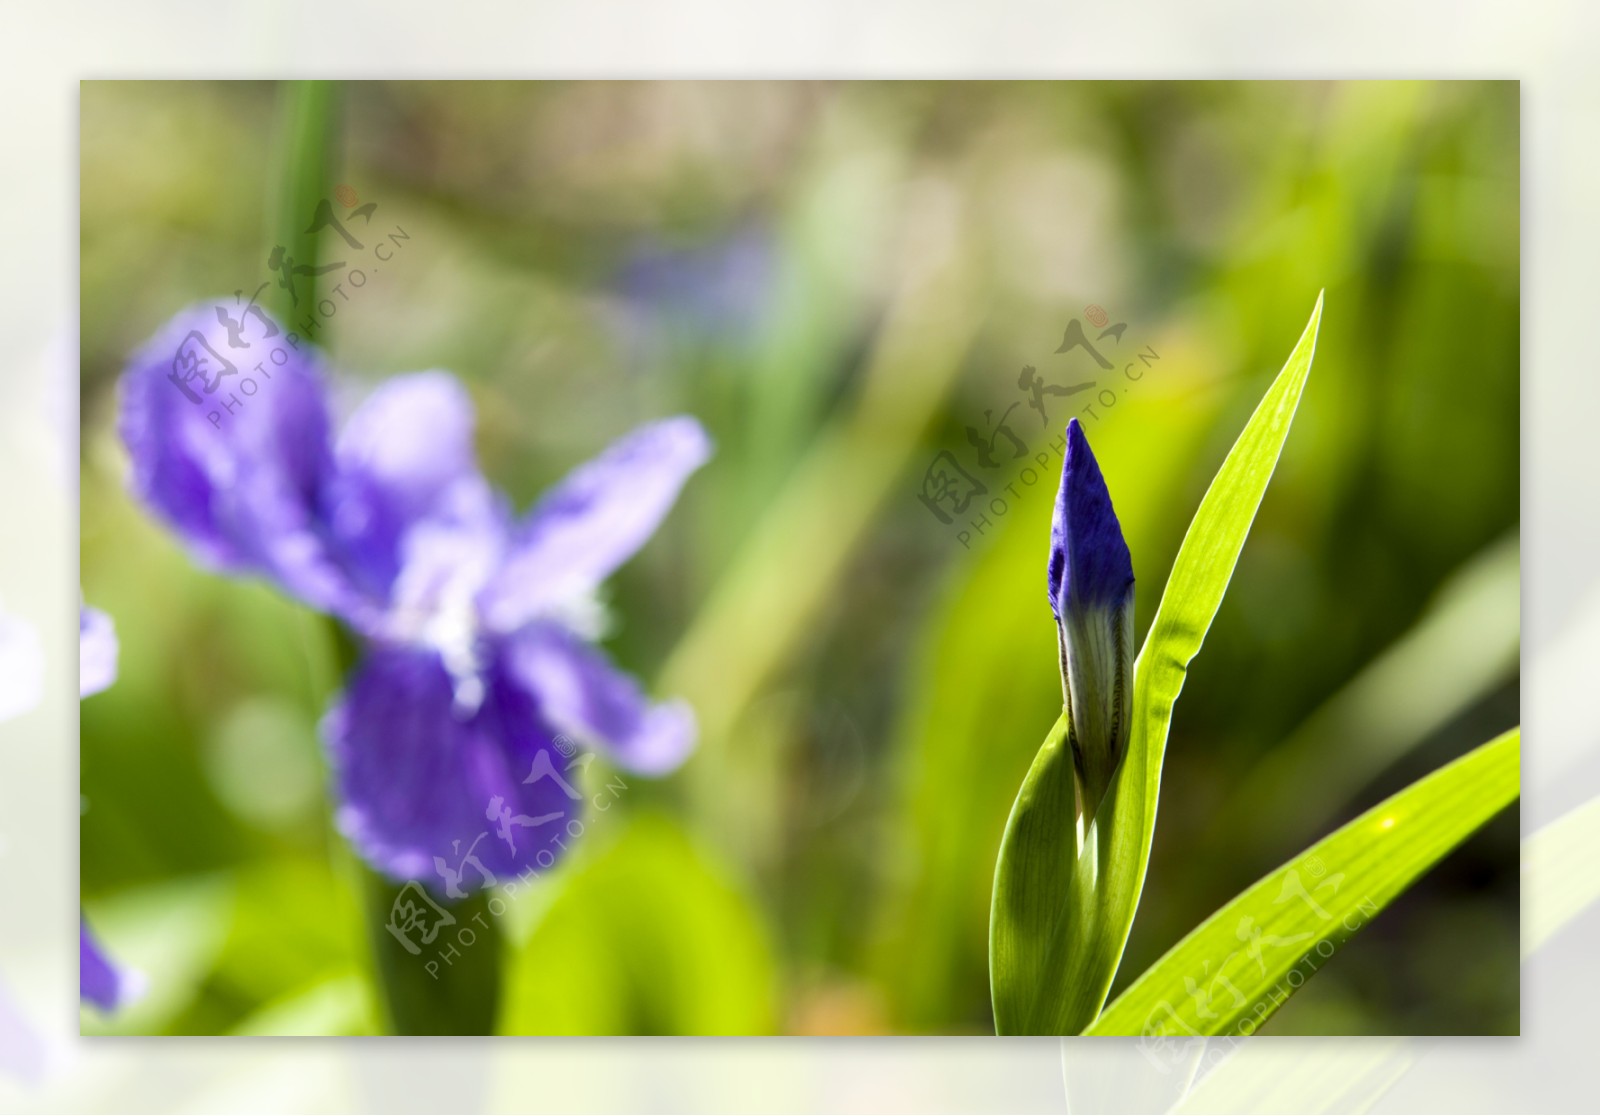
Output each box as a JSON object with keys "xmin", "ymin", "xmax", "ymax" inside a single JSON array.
[{"xmin": 1048, "ymin": 418, "xmax": 1134, "ymax": 622}]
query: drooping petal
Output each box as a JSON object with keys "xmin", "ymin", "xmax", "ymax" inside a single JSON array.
[
  {"xmin": 0, "ymin": 610, "xmax": 42, "ymax": 721},
  {"xmin": 501, "ymin": 623, "xmax": 696, "ymax": 775},
  {"xmin": 1047, "ymin": 418, "xmax": 1134, "ymax": 816},
  {"xmin": 79, "ymin": 606, "xmax": 117, "ymax": 699},
  {"xmin": 80, "ymin": 920, "xmax": 140, "ymax": 1012},
  {"xmin": 478, "ymin": 417, "xmax": 711, "ymax": 633},
  {"xmin": 118, "ymin": 303, "xmax": 363, "ymax": 621},
  {"xmin": 323, "ymin": 645, "xmax": 585, "ymax": 890},
  {"xmin": 326, "ymin": 372, "xmax": 501, "ymax": 604}
]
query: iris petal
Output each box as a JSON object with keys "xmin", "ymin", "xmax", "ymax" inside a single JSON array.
[
  {"xmin": 478, "ymin": 417, "xmax": 711, "ymax": 632},
  {"xmin": 80, "ymin": 920, "xmax": 139, "ymax": 1012},
  {"xmin": 327, "ymin": 372, "xmax": 502, "ymax": 604},
  {"xmin": 79, "ymin": 606, "xmax": 117, "ymax": 699},
  {"xmin": 118, "ymin": 303, "xmax": 361, "ymax": 620},
  {"xmin": 502, "ymin": 623, "xmax": 696, "ymax": 775},
  {"xmin": 323, "ymin": 645, "xmax": 583, "ymax": 889}
]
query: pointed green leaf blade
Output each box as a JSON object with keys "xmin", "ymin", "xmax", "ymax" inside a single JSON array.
[{"xmin": 1089, "ymin": 727, "xmax": 1519, "ymax": 1036}]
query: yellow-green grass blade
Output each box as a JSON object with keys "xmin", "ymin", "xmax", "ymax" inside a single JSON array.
[
  {"xmin": 1089, "ymin": 727, "xmax": 1519, "ymax": 1037},
  {"xmin": 1154, "ymin": 785, "xmax": 1591, "ymax": 1113}
]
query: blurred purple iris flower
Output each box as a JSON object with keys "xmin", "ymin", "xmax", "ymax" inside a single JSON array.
[
  {"xmin": 79, "ymin": 605, "xmax": 140, "ymax": 1012},
  {"xmin": 617, "ymin": 222, "xmax": 775, "ymax": 341},
  {"xmin": 118, "ymin": 305, "xmax": 711, "ymax": 888},
  {"xmin": 1048, "ymin": 418, "xmax": 1135, "ymax": 821}
]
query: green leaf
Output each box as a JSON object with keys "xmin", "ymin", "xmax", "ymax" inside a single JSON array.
[
  {"xmin": 989, "ymin": 709, "xmax": 1082, "ymax": 1034},
  {"xmin": 499, "ymin": 811, "xmax": 778, "ymax": 1035},
  {"xmin": 228, "ymin": 971, "xmax": 374, "ymax": 1036},
  {"xmin": 990, "ymin": 293, "xmax": 1324, "ymax": 1034},
  {"xmin": 1089, "ymin": 726, "xmax": 1519, "ymax": 1036}
]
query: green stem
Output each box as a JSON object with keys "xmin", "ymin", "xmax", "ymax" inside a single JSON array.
[
  {"xmin": 273, "ymin": 90, "xmax": 504, "ymax": 1035},
  {"xmin": 268, "ymin": 80, "xmax": 340, "ymax": 323},
  {"xmin": 323, "ymin": 623, "xmax": 505, "ymax": 1035},
  {"xmin": 280, "ymin": 79, "xmax": 502, "ymax": 1036},
  {"xmin": 363, "ymin": 869, "xmax": 502, "ymax": 1035}
]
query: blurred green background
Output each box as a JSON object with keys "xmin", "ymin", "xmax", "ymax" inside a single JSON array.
[{"xmin": 78, "ymin": 80, "xmax": 1519, "ymax": 1036}]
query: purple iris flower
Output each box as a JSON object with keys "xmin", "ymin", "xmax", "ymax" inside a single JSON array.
[
  {"xmin": 617, "ymin": 222, "xmax": 775, "ymax": 340},
  {"xmin": 1048, "ymin": 418, "xmax": 1135, "ymax": 820},
  {"xmin": 118, "ymin": 304, "xmax": 711, "ymax": 887},
  {"xmin": 79, "ymin": 605, "xmax": 140, "ymax": 1012}
]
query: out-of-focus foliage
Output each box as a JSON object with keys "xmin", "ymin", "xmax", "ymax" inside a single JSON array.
[{"xmin": 80, "ymin": 80, "xmax": 1519, "ymax": 1035}]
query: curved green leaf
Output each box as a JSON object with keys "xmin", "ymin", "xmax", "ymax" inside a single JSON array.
[
  {"xmin": 1157, "ymin": 782, "xmax": 1582, "ymax": 1112},
  {"xmin": 1089, "ymin": 726, "xmax": 1519, "ymax": 1036},
  {"xmin": 990, "ymin": 710, "xmax": 1084, "ymax": 1034},
  {"xmin": 990, "ymin": 293, "xmax": 1323, "ymax": 1034}
]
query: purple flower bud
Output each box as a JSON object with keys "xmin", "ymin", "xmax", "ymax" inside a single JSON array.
[{"xmin": 1047, "ymin": 419, "xmax": 1134, "ymax": 819}]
